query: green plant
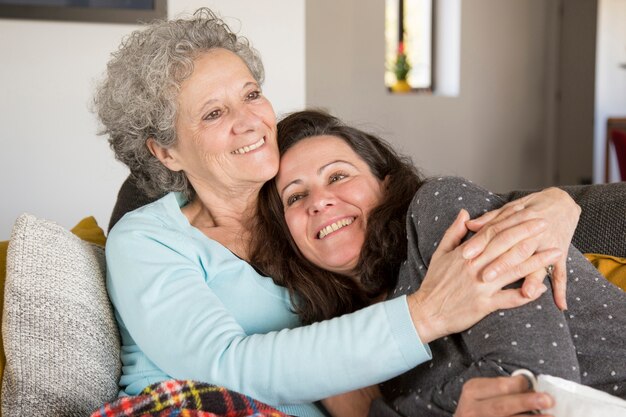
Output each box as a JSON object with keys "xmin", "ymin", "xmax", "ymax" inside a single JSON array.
[{"xmin": 394, "ymin": 42, "xmax": 411, "ymax": 81}]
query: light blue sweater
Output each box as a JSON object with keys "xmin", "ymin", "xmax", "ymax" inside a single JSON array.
[{"xmin": 106, "ymin": 193, "xmax": 431, "ymax": 417}]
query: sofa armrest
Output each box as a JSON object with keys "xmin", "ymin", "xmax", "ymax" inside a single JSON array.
[{"xmin": 502, "ymin": 182, "xmax": 626, "ymax": 258}]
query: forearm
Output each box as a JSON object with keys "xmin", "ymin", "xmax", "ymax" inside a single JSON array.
[
  {"xmin": 322, "ymin": 386, "xmax": 382, "ymax": 417},
  {"xmin": 108, "ymin": 213, "xmax": 431, "ymax": 405}
]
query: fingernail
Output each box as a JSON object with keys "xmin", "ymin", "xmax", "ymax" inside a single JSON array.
[
  {"xmin": 483, "ymin": 269, "xmax": 497, "ymax": 282},
  {"xmin": 537, "ymin": 394, "xmax": 552, "ymax": 409},
  {"xmin": 463, "ymin": 247, "xmax": 478, "ymax": 259},
  {"xmin": 539, "ymin": 284, "xmax": 548, "ymax": 294},
  {"xmin": 525, "ymin": 284, "xmax": 537, "ymax": 298}
]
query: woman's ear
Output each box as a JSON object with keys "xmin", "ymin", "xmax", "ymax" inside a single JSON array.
[
  {"xmin": 146, "ymin": 137, "xmax": 183, "ymax": 172},
  {"xmin": 382, "ymin": 174, "xmax": 391, "ymax": 189}
]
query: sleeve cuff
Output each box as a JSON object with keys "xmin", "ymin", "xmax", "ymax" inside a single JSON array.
[{"xmin": 383, "ymin": 295, "xmax": 432, "ymax": 367}]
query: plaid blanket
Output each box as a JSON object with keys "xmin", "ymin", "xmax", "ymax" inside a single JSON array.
[{"xmin": 91, "ymin": 380, "xmax": 287, "ymax": 417}]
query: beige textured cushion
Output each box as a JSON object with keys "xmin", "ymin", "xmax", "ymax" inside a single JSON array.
[{"xmin": 2, "ymin": 214, "xmax": 120, "ymax": 416}]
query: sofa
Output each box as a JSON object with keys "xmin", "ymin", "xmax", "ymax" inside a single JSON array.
[{"xmin": 0, "ymin": 178, "xmax": 625, "ymax": 416}]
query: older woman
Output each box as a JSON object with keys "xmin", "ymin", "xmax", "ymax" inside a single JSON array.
[{"xmin": 95, "ymin": 8, "xmax": 577, "ymax": 417}]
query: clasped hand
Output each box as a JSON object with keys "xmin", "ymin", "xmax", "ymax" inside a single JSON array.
[
  {"xmin": 409, "ymin": 188, "xmax": 580, "ymax": 343},
  {"xmin": 463, "ymin": 187, "xmax": 580, "ymax": 310}
]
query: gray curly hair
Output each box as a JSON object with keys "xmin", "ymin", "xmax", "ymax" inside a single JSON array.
[{"xmin": 94, "ymin": 8, "xmax": 265, "ymax": 198}]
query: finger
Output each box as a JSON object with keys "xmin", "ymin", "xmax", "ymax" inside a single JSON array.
[
  {"xmin": 465, "ymin": 208, "xmax": 502, "ymax": 232},
  {"xmin": 465, "ymin": 202, "xmax": 527, "ymax": 233},
  {"xmin": 435, "ymin": 209, "xmax": 470, "ymax": 256},
  {"xmin": 521, "ymin": 269, "xmax": 549, "ymax": 300},
  {"xmin": 468, "ymin": 219, "xmax": 548, "ymax": 278},
  {"xmin": 463, "ymin": 211, "xmax": 540, "ymax": 261},
  {"xmin": 465, "ymin": 376, "xmax": 530, "ymax": 400},
  {"xmin": 489, "ymin": 248, "xmax": 562, "ymax": 289},
  {"xmin": 491, "ymin": 287, "xmax": 547, "ymax": 311},
  {"xmin": 477, "ymin": 392, "xmax": 554, "ymax": 417},
  {"xmin": 551, "ymin": 258, "xmax": 568, "ymax": 310},
  {"xmin": 481, "ymin": 236, "xmax": 539, "ymax": 282},
  {"xmin": 469, "ymin": 204, "xmax": 535, "ymax": 237}
]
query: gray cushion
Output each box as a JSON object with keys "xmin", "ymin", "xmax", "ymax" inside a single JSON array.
[
  {"xmin": 502, "ymin": 182, "xmax": 626, "ymax": 258},
  {"xmin": 2, "ymin": 214, "xmax": 120, "ymax": 416}
]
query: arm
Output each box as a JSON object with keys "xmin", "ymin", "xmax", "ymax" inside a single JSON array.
[
  {"xmin": 322, "ymin": 386, "xmax": 382, "ymax": 417},
  {"xmin": 405, "ymin": 204, "xmax": 561, "ymax": 344},
  {"xmin": 106, "ymin": 207, "xmax": 430, "ymax": 406},
  {"xmin": 400, "ymin": 178, "xmax": 579, "ymax": 412},
  {"xmin": 107, "ymin": 192, "xmax": 554, "ymax": 406},
  {"xmin": 464, "ymin": 187, "xmax": 581, "ymax": 310}
]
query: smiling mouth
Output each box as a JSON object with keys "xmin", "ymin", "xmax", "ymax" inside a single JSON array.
[
  {"xmin": 318, "ymin": 217, "xmax": 355, "ymax": 239},
  {"xmin": 231, "ymin": 137, "xmax": 265, "ymax": 155}
]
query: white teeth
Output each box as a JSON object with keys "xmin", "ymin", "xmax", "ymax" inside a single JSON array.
[
  {"xmin": 318, "ymin": 217, "xmax": 355, "ymax": 239},
  {"xmin": 232, "ymin": 137, "xmax": 265, "ymax": 154}
]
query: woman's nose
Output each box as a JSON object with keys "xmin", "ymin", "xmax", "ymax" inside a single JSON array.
[
  {"xmin": 232, "ymin": 106, "xmax": 261, "ymax": 134},
  {"xmin": 307, "ymin": 188, "xmax": 335, "ymax": 214}
]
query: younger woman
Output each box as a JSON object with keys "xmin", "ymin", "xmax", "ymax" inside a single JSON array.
[{"xmin": 252, "ymin": 110, "xmax": 626, "ymax": 416}]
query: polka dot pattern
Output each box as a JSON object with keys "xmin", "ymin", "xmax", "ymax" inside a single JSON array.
[{"xmin": 383, "ymin": 176, "xmax": 626, "ymax": 415}]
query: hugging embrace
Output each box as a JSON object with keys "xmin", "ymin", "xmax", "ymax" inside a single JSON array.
[{"xmin": 96, "ymin": 8, "xmax": 626, "ymax": 417}]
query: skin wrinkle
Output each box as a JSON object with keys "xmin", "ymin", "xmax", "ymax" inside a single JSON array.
[{"xmin": 94, "ymin": 8, "xmax": 265, "ymax": 199}]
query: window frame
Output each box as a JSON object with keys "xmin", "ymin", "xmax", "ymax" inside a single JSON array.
[{"xmin": 386, "ymin": 0, "xmax": 436, "ymax": 93}]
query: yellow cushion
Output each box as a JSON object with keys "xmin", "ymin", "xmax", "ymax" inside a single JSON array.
[
  {"xmin": 584, "ymin": 253, "xmax": 626, "ymax": 291},
  {"xmin": 70, "ymin": 216, "xmax": 107, "ymax": 247},
  {"xmin": 0, "ymin": 216, "xmax": 106, "ymax": 402}
]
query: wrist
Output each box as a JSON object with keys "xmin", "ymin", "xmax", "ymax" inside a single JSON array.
[{"xmin": 407, "ymin": 291, "xmax": 445, "ymax": 344}]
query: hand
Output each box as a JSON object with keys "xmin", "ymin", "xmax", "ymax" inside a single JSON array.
[
  {"xmin": 322, "ymin": 385, "xmax": 382, "ymax": 417},
  {"xmin": 463, "ymin": 188, "xmax": 580, "ymax": 310},
  {"xmin": 455, "ymin": 375, "xmax": 554, "ymax": 417},
  {"xmin": 408, "ymin": 210, "xmax": 562, "ymax": 343}
]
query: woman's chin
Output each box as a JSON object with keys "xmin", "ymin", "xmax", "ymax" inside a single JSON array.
[{"xmin": 313, "ymin": 251, "xmax": 360, "ymax": 277}]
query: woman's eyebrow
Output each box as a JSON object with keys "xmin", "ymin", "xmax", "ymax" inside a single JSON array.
[
  {"xmin": 317, "ymin": 160, "xmax": 354, "ymax": 174},
  {"xmin": 279, "ymin": 160, "xmax": 356, "ymax": 197},
  {"xmin": 280, "ymin": 179, "xmax": 302, "ymax": 197},
  {"xmin": 242, "ymin": 81, "xmax": 260, "ymax": 90},
  {"xmin": 194, "ymin": 81, "xmax": 259, "ymax": 116}
]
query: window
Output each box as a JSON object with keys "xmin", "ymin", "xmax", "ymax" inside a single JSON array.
[{"xmin": 385, "ymin": 0, "xmax": 434, "ymax": 92}]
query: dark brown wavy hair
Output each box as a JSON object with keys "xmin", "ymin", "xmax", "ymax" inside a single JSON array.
[{"xmin": 250, "ymin": 110, "xmax": 424, "ymax": 324}]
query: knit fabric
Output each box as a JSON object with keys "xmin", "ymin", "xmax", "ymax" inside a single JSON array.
[
  {"xmin": 371, "ymin": 177, "xmax": 626, "ymax": 417},
  {"xmin": 502, "ymin": 182, "xmax": 626, "ymax": 258},
  {"xmin": 91, "ymin": 380, "xmax": 286, "ymax": 417},
  {"xmin": 2, "ymin": 214, "xmax": 121, "ymax": 416}
]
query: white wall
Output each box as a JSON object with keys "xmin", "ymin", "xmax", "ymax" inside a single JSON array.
[
  {"xmin": 306, "ymin": 0, "xmax": 553, "ymax": 192},
  {"xmin": 594, "ymin": 0, "xmax": 626, "ymax": 183},
  {"xmin": 0, "ymin": 0, "xmax": 305, "ymax": 238}
]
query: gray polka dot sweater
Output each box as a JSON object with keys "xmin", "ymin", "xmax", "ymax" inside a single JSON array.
[{"xmin": 370, "ymin": 177, "xmax": 626, "ymax": 417}]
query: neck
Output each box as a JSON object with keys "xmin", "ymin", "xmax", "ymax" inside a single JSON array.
[{"xmin": 183, "ymin": 181, "xmax": 262, "ymax": 260}]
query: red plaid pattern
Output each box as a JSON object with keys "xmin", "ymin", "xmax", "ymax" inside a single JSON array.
[{"xmin": 91, "ymin": 380, "xmax": 287, "ymax": 417}]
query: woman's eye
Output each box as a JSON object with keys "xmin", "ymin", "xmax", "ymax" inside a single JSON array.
[
  {"xmin": 246, "ymin": 90, "xmax": 261, "ymax": 100},
  {"xmin": 286, "ymin": 193, "xmax": 304, "ymax": 206},
  {"xmin": 329, "ymin": 173, "xmax": 347, "ymax": 183},
  {"xmin": 204, "ymin": 109, "xmax": 222, "ymax": 120}
]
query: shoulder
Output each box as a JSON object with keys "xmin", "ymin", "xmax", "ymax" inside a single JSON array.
[
  {"xmin": 409, "ymin": 176, "xmax": 475, "ymax": 209},
  {"xmin": 408, "ymin": 176, "xmax": 507, "ymax": 224},
  {"xmin": 414, "ymin": 176, "xmax": 479, "ymax": 197},
  {"xmin": 107, "ymin": 193, "xmax": 191, "ymax": 255}
]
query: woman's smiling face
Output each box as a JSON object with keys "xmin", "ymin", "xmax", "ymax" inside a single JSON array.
[
  {"xmin": 276, "ymin": 135, "xmax": 385, "ymax": 276},
  {"xmin": 153, "ymin": 48, "xmax": 279, "ymax": 194}
]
